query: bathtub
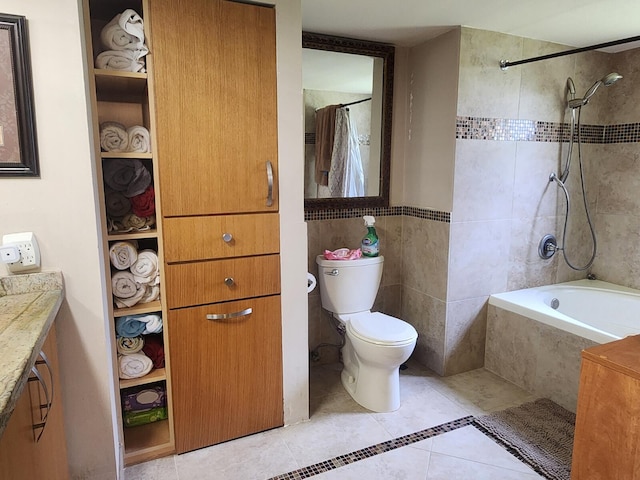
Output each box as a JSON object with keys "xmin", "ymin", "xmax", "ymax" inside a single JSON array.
[
  {"xmin": 485, "ymin": 279, "xmax": 640, "ymax": 412},
  {"xmin": 488, "ymin": 279, "xmax": 640, "ymax": 344}
]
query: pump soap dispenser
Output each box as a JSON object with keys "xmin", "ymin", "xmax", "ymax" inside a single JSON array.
[{"xmin": 361, "ymin": 216, "xmax": 379, "ymax": 257}]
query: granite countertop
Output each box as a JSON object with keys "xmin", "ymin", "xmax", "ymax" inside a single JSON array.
[{"xmin": 0, "ymin": 271, "xmax": 64, "ymax": 436}]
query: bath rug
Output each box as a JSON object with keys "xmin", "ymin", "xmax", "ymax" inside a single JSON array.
[{"xmin": 473, "ymin": 398, "xmax": 575, "ymax": 480}]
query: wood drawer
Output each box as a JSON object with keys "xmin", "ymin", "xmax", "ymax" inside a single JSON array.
[
  {"xmin": 163, "ymin": 213, "xmax": 280, "ymax": 263},
  {"xmin": 165, "ymin": 255, "xmax": 280, "ymax": 309}
]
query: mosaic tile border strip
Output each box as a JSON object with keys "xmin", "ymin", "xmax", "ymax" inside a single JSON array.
[
  {"xmin": 305, "ymin": 206, "xmax": 450, "ymax": 223},
  {"xmin": 268, "ymin": 416, "xmax": 474, "ymax": 480},
  {"xmin": 456, "ymin": 116, "xmax": 640, "ymax": 144}
]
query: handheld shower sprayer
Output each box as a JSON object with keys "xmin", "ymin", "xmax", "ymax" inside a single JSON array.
[{"xmin": 568, "ymin": 72, "xmax": 623, "ymax": 109}]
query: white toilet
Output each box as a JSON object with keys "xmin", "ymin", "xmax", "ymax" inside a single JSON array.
[{"xmin": 316, "ymin": 255, "xmax": 418, "ymax": 412}]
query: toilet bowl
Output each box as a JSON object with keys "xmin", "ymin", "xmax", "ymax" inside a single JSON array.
[{"xmin": 316, "ymin": 255, "xmax": 418, "ymax": 412}]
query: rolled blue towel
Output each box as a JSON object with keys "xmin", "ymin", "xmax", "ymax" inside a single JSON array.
[{"xmin": 116, "ymin": 315, "xmax": 146, "ymax": 338}]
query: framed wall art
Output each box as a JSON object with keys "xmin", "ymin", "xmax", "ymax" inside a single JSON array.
[{"xmin": 0, "ymin": 13, "xmax": 38, "ymax": 177}]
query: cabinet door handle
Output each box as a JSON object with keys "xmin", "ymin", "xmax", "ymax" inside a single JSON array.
[
  {"xmin": 222, "ymin": 233, "xmax": 233, "ymax": 243},
  {"xmin": 206, "ymin": 308, "xmax": 253, "ymax": 321},
  {"xmin": 266, "ymin": 160, "xmax": 274, "ymax": 207},
  {"xmin": 28, "ymin": 362, "xmax": 51, "ymax": 442}
]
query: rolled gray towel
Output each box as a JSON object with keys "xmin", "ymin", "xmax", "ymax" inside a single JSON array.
[
  {"xmin": 103, "ymin": 159, "xmax": 151, "ymax": 197},
  {"xmin": 100, "ymin": 121, "xmax": 128, "ymax": 152},
  {"xmin": 105, "ymin": 189, "xmax": 132, "ymax": 218}
]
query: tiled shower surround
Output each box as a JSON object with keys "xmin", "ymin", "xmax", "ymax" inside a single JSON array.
[{"xmin": 306, "ymin": 26, "xmax": 640, "ymax": 377}]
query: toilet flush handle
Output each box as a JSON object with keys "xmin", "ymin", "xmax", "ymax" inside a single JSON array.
[{"xmin": 325, "ymin": 269, "xmax": 339, "ymax": 276}]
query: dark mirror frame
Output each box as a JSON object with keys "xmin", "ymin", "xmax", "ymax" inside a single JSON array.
[
  {"xmin": 0, "ymin": 14, "xmax": 39, "ymax": 177},
  {"xmin": 303, "ymin": 32, "xmax": 394, "ymax": 211}
]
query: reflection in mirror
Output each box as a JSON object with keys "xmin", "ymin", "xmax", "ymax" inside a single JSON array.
[{"xmin": 303, "ymin": 32, "xmax": 394, "ymax": 210}]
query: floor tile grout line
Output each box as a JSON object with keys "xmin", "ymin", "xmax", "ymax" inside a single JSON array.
[
  {"xmin": 266, "ymin": 416, "xmax": 474, "ymax": 480},
  {"xmin": 471, "ymin": 421, "xmax": 555, "ymax": 480}
]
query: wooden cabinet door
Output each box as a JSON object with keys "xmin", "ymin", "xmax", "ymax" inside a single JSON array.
[
  {"xmin": 0, "ymin": 326, "xmax": 68, "ymax": 480},
  {"xmin": 149, "ymin": 0, "xmax": 278, "ymax": 216},
  {"xmin": 168, "ymin": 296, "xmax": 283, "ymax": 453}
]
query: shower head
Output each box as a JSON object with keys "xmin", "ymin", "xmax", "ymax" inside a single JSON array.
[
  {"xmin": 568, "ymin": 72, "xmax": 623, "ymax": 109},
  {"xmin": 567, "ymin": 77, "xmax": 576, "ymax": 99}
]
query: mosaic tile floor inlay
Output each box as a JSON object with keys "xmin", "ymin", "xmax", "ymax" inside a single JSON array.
[{"xmin": 267, "ymin": 416, "xmax": 474, "ymax": 480}]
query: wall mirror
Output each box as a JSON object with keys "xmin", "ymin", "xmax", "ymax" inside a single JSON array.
[{"xmin": 303, "ymin": 32, "xmax": 394, "ymax": 210}]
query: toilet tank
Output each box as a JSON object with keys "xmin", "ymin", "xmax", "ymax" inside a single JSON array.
[{"xmin": 316, "ymin": 255, "xmax": 384, "ymax": 314}]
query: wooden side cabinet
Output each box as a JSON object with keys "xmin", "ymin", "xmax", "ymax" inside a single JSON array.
[
  {"xmin": 571, "ymin": 335, "xmax": 640, "ymax": 480},
  {"xmin": 0, "ymin": 325, "xmax": 69, "ymax": 480}
]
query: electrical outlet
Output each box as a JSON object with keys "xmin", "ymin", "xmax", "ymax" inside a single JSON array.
[{"xmin": 2, "ymin": 232, "xmax": 41, "ymax": 273}]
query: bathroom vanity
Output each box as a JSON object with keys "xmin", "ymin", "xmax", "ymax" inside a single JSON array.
[
  {"xmin": 0, "ymin": 272, "xmax": 68, "ymax": 480},
  {"xmin": 572, "ymin": 335, "xmax": 640, "ymax": 479}
]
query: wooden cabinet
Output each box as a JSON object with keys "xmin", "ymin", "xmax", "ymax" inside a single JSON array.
[
  {"xmin": 148, "ymin": 0, "xmax": 283, "ymax": 454},
  {"xmin": 169, "ymin": 296, "xmax": 283, "ymax": 453},
  {"xmin": 148, "ymin": 0, "xmax": 278, "ymax": 217},
  {"xmin": 0, "ymin": 325, "xmax": 69, "ymax": 480},
  {"xmin": 571, "ymin": 335, "xmax": 640, "ymax": 479},
  {"xmin": 82, "ymin": 0, "xmax": 175, "ymax": 465}
]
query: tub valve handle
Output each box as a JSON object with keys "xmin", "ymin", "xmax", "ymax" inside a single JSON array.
[{"xmin": 538, "ymin": 234, "xmax": 558, "ymax": 260}]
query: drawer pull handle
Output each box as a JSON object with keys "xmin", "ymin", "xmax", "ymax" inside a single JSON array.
[
  {"xmin": 224, "ymin": 277, "xmax": 235, "ymax": 287},
  {"xmin": 222, "ymin": 233, "xmax": 233, "ymax": 243},
  {"xmin": 266, "ymin": 160, "xmax": 274, "ymax": 207},
  {"xmin": 206, "ymin": 308, "xmax": 253, "ymax": 321}
]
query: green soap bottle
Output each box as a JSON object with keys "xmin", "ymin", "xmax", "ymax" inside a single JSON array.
[{"xmin": 361, "ymin": 216, "xmax": 379, "ymax": 257}]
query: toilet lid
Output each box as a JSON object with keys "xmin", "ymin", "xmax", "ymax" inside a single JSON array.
[{"xmin": 348, "ymin": 312, "xmax": 418, "ymax": 345}]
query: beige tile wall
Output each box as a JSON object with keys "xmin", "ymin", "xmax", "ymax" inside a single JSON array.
[{"xmin": 305, "ymin": 28, "xmax": 640, "ymax": 383}]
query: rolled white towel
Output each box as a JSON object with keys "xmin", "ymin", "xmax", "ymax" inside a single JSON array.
[
  {"xmin": 118, "ymin": 352, "xmax": 153, "ymax": 379},
  {"xmin": 112, "ymin": 271, "xmax": 146, "ymax": 308},
  {"xmin": 139, "ymin": 285, "xmax": 160, "ymax": 304},
  {"xmin": 130, "ymin": 250, "xmax": 159, "ymax": 285},
  {"xmin": 109, "ymin": 241, "xmax": 138, "ymax": 270},
  {"xmin": 116, "ymin": 336, "xmax": 144, "ymax": 355},
  {"xmin": 135, "ymin": 314, "xmax": 163, "ymax": 334},
  {"xmin": 100, "ymin": 121, "xmax": 128, "ymax": 152},
  {"xmin": 103, "ymin": 158, "xmax": 151, "ymax": 197},
  {"xmin": 100, "ymin": 9, "xmax": 148, "ymax": 57},
  {"xmin": 96, "ymin": 50, "xmax": 146, "ymax": 73},
  {"xmin": 127, "ymin": 125, "xmax": 151, "ymax": 153}
]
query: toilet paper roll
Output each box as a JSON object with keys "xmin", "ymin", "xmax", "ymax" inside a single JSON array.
[{"xmin": 307, "ymin": 272, "xmax": 317, "ymax": 293}]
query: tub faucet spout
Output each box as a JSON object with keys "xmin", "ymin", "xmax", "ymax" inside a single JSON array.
[{"xmin": 587, "ymin": 273, "xmax": 597, "ymax": 280}]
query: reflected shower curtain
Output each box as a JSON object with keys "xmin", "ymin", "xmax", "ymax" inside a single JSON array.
[{"xmin": 328, "ymin": 108, "xmax": 365, "ymax": 197}]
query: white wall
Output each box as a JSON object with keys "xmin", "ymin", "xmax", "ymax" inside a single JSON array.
[
  {"xmin": 275, "ymin": 0, "xmax": 309, "ymax": 426},
  {"xmin": 0, "ymin": 0, "xmax": 117, "ymax": 478}
]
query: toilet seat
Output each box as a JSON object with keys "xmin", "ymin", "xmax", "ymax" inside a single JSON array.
[{"xmin": 347, "ymin": 312, "xmax": 417, "ymax": 346}]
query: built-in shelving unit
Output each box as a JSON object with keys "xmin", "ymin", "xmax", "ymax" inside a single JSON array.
[{"xmin": 82, "ymin": 0, "xmax": 174, "ymax": 465}]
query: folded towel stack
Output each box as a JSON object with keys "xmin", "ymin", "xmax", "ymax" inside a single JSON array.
[
  {"xmin": 118, "ymin": 352, "xmax": 153, "ymax": 379},
  {"xmin": 102, "ymin": 158, "xmax": 155, "ymax": 233},
  {"xmin": 100, "ymin": 123, "xmax": 151, "ymax": 154},
  {"xmin": 110, "ymin": 242, "xmax": 160, "ymax": 308},
  {"xmin": 97, "ymin": 9, "xmax": 148, "ymax": 73}
]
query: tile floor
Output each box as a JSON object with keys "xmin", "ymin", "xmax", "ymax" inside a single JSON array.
[{"xmin": 125, "ymin": 361, "xmax": 546, "ymax": 479}]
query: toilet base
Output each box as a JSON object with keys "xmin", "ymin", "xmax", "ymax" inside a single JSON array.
[{"xmin": 340, "ymin": 360, "xmax": 401, "ymax": 413}]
